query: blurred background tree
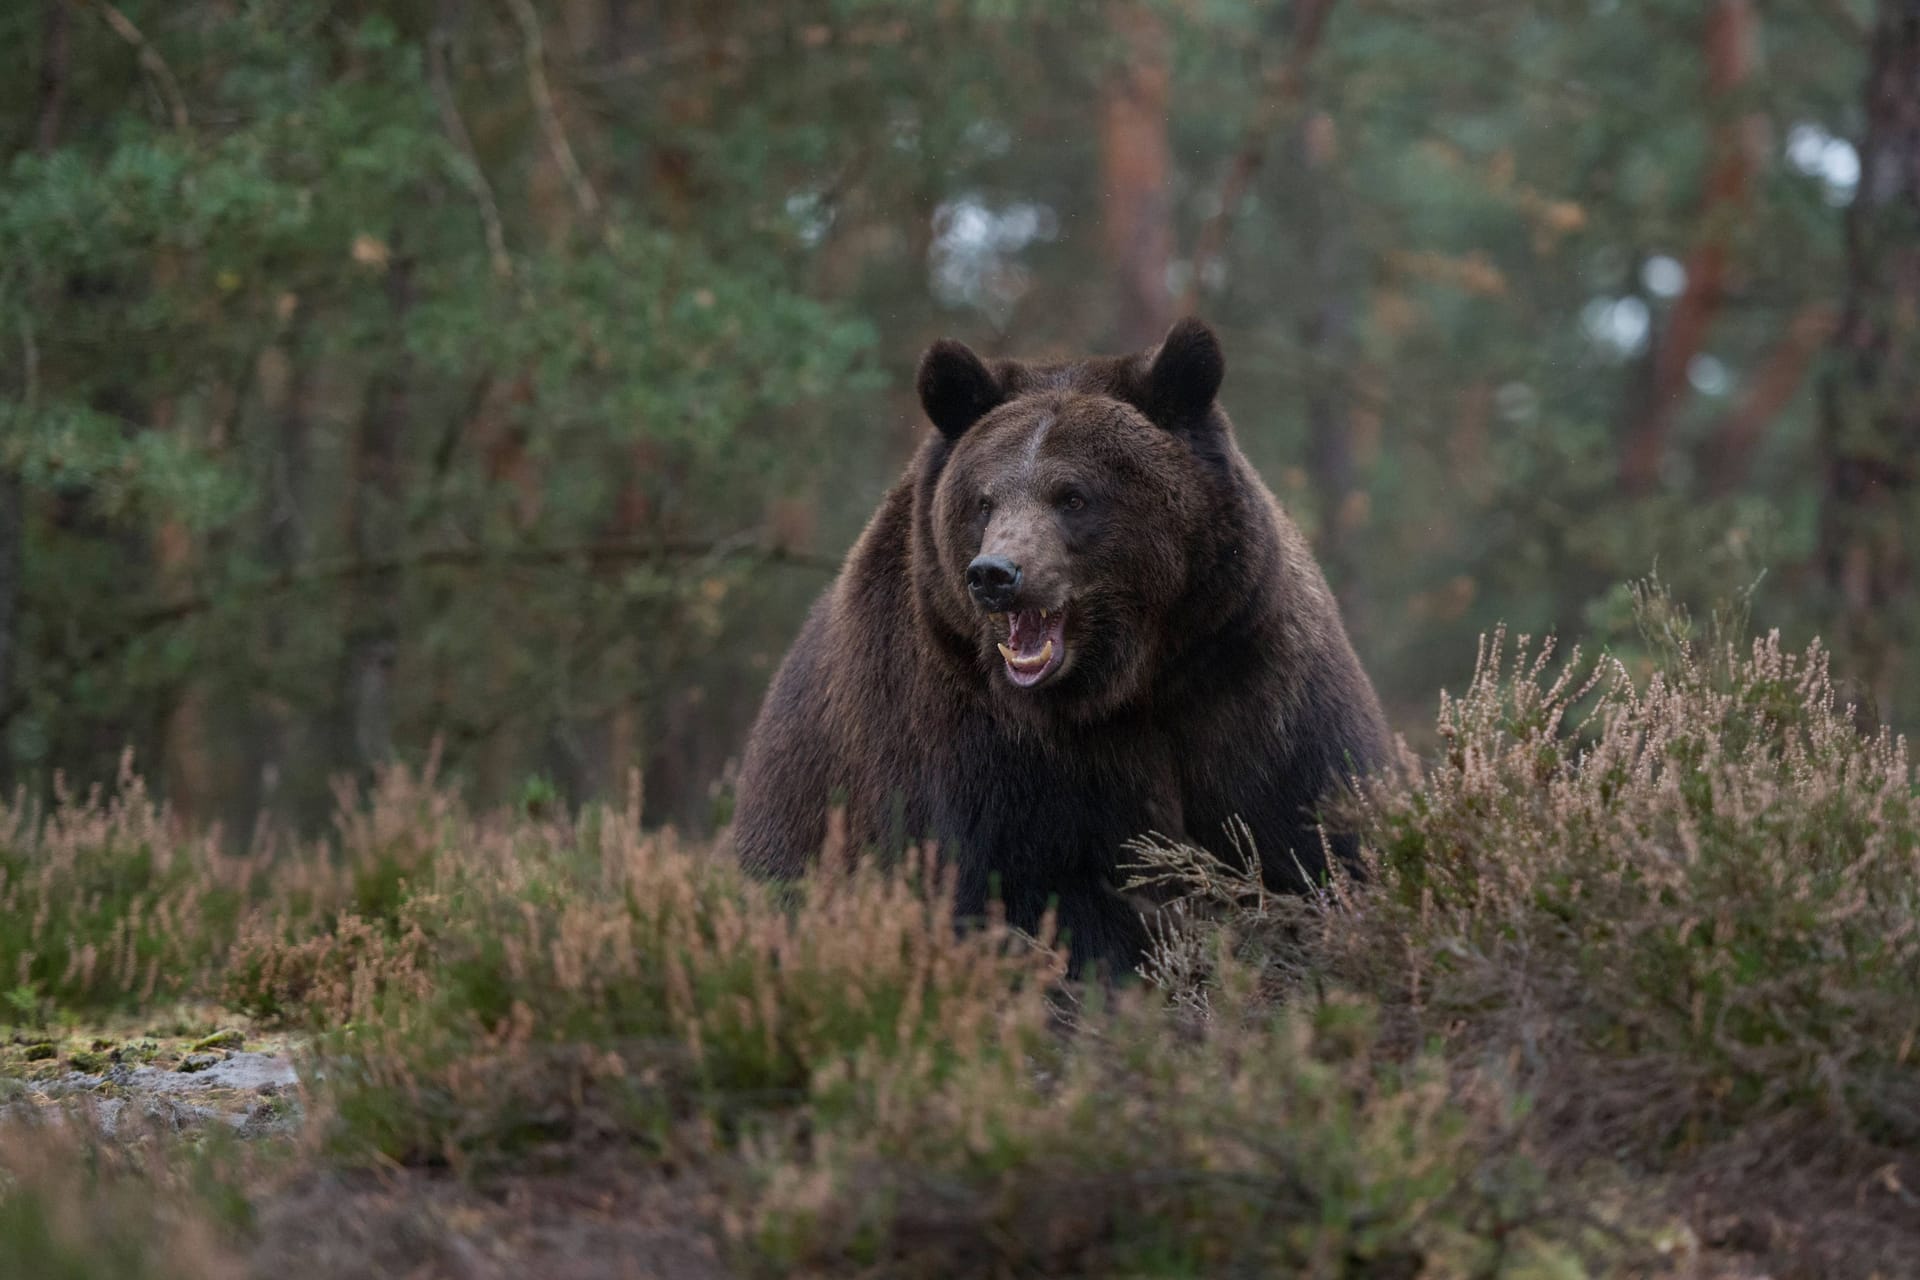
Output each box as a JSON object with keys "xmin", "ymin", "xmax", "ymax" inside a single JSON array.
[{"xmin": 0, "ymin": 0, "xmax": 1908, "ymax": 833}]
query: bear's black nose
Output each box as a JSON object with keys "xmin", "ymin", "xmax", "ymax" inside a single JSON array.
[{"xmin": 966, "ymin": 555, "xmax": 1021, "ymax": 611}]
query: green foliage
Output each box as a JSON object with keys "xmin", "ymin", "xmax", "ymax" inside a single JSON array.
[
  {"xmin": 0, "ymin": 1, "xmax": 877, "ymax": 818},
  {"xmin": 1, "ymin": 0, "xmax": 1895, "ymax": 829}
]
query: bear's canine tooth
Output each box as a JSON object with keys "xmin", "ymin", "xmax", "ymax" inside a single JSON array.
[{"xmin": 998, "ymin": 639, "xmax": 1054, "ymax": 672}]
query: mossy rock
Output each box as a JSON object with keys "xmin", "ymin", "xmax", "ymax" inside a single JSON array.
[
  {"xmin": 190, "ymin": 1029, "xmax": 245, "ymax": 1053},
  {"xmin": 22, "ymin": 1042, "xmax": 56, "ymax": 1062},
  {"xmin": 123, "ymin": 1038, "xmax": 163, "ymax": 1063},
  {"xmin": 68, "ymin": 1049, "xmax": 111, "ymax": 1073}
]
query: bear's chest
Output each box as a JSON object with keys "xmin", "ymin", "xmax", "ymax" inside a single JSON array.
[{"xmin": 925, "ymin": 719, "xmax": 1182, "ymax": 878}]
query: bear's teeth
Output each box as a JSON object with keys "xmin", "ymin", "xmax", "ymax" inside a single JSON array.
[{"xmin": 998, "ymin": 639, "xmax": 1054, "ymax": 671}]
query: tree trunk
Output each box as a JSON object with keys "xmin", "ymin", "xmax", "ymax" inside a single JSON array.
[
  {"xmin": 1621, "ymin": 0, "xmax": 1761, "ymax": 493},
  {"xmin": 338, "ymin": 259, "xmax": 416, "ymax": 780},
  {"xmin": 156, "ymin": 506, "xmax": 214, "ymax": 826},
  {"xmin": 3, "ymin": 1, "xmax": 71, "ymax": 789},
  {"xmin": 253, "ymin": 305, "xmax": 316, "ymax": 819},
  {"xmin": 1102, "ymin": 4, "xmax": 1174, "ymax": 348},
  {"xmin": 0, "ymin": 473, "xmax": 19, "ymax": 792},
  {"xmin": 1818, "ymin": 0, "xmax": 1920, "ymax": 714},
  {"xmin": 34, "ymin": 0, "xmax": 68, "ymax": 155},
  {"xmin": 451, "ymin": 372, "xmax": 542, "ymax": 808},
  {"xmin": 1295, "ymin": 110, "xmax": 1368, "ymax": 643}
]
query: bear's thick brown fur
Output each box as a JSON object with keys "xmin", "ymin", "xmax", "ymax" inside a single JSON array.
[{"xmin": 733, "ymin": 318, "xmax": 1390, "ymax": 973}]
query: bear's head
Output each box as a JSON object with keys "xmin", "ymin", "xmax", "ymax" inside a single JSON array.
[{"xmin": 915, "ymin": 318, "xmax": 1241, "ymax": 722}]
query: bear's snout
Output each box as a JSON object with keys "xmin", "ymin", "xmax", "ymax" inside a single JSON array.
[{"xmin": 965, "ymin": 554, "xmax": 1022, "ymax": 611}]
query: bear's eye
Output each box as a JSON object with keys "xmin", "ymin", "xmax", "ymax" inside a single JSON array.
[
  {"xmin": 978, "ymin": 496, "xmax": 994, "ymax": 516},
  {"xmin": 1058, "ymin": 491, "xmax": 1087, "ymax": 513}
]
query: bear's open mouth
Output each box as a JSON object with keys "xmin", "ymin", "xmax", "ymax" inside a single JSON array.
[{"xmin": 996, "ymin": 605, "xmax": 1068, "ymax": 688}]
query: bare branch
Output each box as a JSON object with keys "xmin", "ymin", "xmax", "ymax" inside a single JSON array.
[
  {"xmin": 1701, "ymin": 303, "xmax": 1838, "ymax": 496},
  {"xmin": 427, "ymin": 24, "xmax": 513, "ymax": 280},
  {"xmin": 77, "ymin": 0, "xmax": 189, "ymax": 133},
  {"xmin": 501, "ymin": 0, "xmax": 602, "ymax": 224}
]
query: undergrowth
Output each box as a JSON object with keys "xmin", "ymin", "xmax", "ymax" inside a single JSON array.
[
  {"xmin": 0, "ymin": 763, "xmax": 264, "ymax": 1019},
  {"xmin": 1133, "ymin": 586, "xmax": 1920, "ymax": 1274},
  {"xmin": 1, "ymin": 585, "xmax": 1915, "ymax": 1277},
  {"xmin": 0, "ymin": 1115, "xmax": 251, "ymax": 1280},
  {"xmin": 1162, "ymin": 592, "xmax": 1920, "ymax": 1145}
]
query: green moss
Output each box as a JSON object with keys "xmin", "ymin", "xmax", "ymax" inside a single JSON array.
[{"xmin": 189, "ymin": 1029, "xmax": 244, "ymax": 1053}]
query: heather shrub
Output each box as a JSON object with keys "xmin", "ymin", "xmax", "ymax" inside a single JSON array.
[
  {"xmin": 220, "ymin": 764, "xmax": 461, "ymax": 1025},
  {"xmin": 289, "ymin": 786, "xmax": 1619, "ymax": 1272},
  {"xmin": 1141, "ymin": 587, "xmax": 1920, "ymax": 1157},
  {"xmin": 738, "ymin": 950, "xmax": 1589, "ymax": 1279},
  {"xmin": 7, "ymin": 588, "xmax": 1916, "ymax": 1275},
  {"xmin": 311, "ymin": 803, "xmax": 1066, "ymax": 1169},
  {"xmin": 0, "ymin": 763, "xmax": 265, "ymax": 1017}
]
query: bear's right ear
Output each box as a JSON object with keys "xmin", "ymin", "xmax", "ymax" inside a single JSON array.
[
  {"xmin": 916, "ymin": 339, "xmax": 1004, "ymax": 441},
  {"xmin": 1141, "ymin": 317, "xmax": 1225, "ymax": 426}
]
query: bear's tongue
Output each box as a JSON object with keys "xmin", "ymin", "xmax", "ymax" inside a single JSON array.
[
  {"xmin": 1007, "ymin": 609, "xmax": 1050, "ymax": 655},
  {"xmin": 997, "ymin": 607, "xmax": 1066, "ymax": 687}
]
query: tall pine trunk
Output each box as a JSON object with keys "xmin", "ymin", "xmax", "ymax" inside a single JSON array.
[
  {"xmin": 0, "ymin": 473, "xmax": 19, "ymax": 793},
  {"xmin": 337, "ymin": 258, "xmax": 415, "ymax": 781},
  {"xmin": 1295, "ymin": 108, "xmax": 1368, "ymax": 646},
  {"xmin": 1621, "ymin": 0, "xmax": 1761, "ymax": 493},
  {"xmin": 1819, "ymin": 0, "xmax": 1920, "ymax": 715},
  {"xmin": 254, "ymin": 306, "xmax": 316, "ymax": 820},
  {"xmin": 1102, "ymin": 4, "xmax": 1174, "ymax": 348},
  {"xmin": 3, "ymin": 0, "xmax": 72, "ymax": 790}
]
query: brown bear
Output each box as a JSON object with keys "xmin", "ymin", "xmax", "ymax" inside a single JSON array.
[{"xmin": 733, "ymin": 318, "xmax": 1390, "ymax": 973}]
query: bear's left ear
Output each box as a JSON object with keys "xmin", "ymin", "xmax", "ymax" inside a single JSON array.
[
  {"xmin": 916, "ymin": 339, "xmax": 1005, "ymax": 441},
  {"xmin": 1141, "ymin": 317, "xmax": 1225, "ymax": 427}
]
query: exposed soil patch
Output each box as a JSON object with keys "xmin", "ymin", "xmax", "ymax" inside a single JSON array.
[{"xmin": 249, "ymin": 1156, "xmax": 733, "ymax": 1280}]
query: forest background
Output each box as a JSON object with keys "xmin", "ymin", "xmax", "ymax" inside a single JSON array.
[{"xmin": 5, "ymin": 0, "xmax": 1917, "ymax": 834}]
